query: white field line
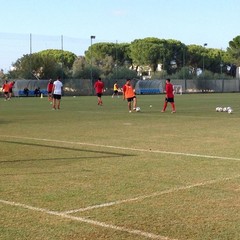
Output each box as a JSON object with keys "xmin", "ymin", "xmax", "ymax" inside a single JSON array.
[
  {"xmin": 1, "ymin": 136, "xmax": 240, "ymax": 240},
  {"xmin": 1, "ymin": 135, "xmax": 240, "ymax": 162},
  {"xmin": 0, "ymin": 199, "xmax": 176, "ymax": 240},
  {"xmin": 62, "ymin": 175, "xmax": 240, "ymax": 214}
]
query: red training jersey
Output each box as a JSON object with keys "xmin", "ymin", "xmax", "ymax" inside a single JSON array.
[
  {"xmin": 165, "ymin": 83, "xmax": 174, "ymax": 98},
  {"xmin": 9, "ymin": 82, "xmax": 15, "ymax": 89},
  {"xmin": 94, "ymin": 80, "xmax": 104, "ymax": 94},
  {"xmin": 47, "ymin": 83, "xmax": 54, "ymax": 92}
]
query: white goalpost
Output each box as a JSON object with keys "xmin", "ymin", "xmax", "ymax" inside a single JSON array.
[{"xmin": 173, "ymin": 85, "xmax": 183, "ymax": 95}]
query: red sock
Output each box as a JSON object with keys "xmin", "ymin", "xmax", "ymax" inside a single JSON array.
[{"xmin": 163, "ymin": 102, "xmax": 167, "ymax": 111}]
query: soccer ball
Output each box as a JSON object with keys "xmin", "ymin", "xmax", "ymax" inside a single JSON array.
[
  {"xmin": 223, "ymin": 107, "xmax": 227, "ymax": 112},
  {"xmin": 136, "ymin": 107, "xmax": 141, "ymax": 112},
  {"xmin": 216, "ymin": 107, "xmax": 220, "ymax": 112},
  {"xmin": 228, "ymin": 108, "xmax": 233, "ymax": 114}
]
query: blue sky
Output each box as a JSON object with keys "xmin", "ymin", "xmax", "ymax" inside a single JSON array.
[{"xmin": 1, "ymin": 0, "xmax": 240, "ymax": 71}]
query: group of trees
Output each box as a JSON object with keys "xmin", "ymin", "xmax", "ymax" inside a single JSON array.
[{"xmin": 4, "ymin": 35, "xmax": 240, "ymax": 81}]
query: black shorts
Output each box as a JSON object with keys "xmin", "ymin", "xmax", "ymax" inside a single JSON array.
[
  {"xmin": 165, "ymin": 97, "xmax": 174, "ymax": 103},
  {"xmin": 97, "ymin": 93, "xmax": 102, "ymax": 97},
  {"xmin": 9, "ymin": 89, "xmax": 13, "ymax": 93},
  {"xmin": 53, "ymin": 94, "xmax": 62, "ymax": 100},
  {"xmin": 127, "ymin": 96, "xmax": 136, "ymax": 102},
  {"xmin": 114, "ymin": 90, "xmax": 118, "ymax": 94}
]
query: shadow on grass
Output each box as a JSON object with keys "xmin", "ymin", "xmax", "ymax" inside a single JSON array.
[{"xmin": 0, "ymin": 139, "xmax": 135, "ymax": 164}]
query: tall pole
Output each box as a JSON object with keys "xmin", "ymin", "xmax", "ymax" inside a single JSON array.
[
  {"xmin": 30, "ymin": 33, "xmax": 32, "ymax": 79},
  {"xmin": 30, "ymin": 33, "xmax": 32, "ymax": 55},
  {"xmin": 220, "ymin": 48, "xmax": 223, "ymax": 76},
  {"xmin": 115, "ymin": 40, "xmax": 118, "ymax": 80},
  {"xmin": 90, "ymin": 35, "xmax": 95, "ymax": 95},
  {"xmin": 61, "ymin": 35, "xmax": 64, "ymax": 79},
  {"xmin": 202, "ymin": 43, "xmax": 207, "ymax": 92},
  {"xmin": 182, "ymin": 46, "xmax": 186, "ymax": 91},
  {"xmin": 182, "ymin": 46, "xmax": 185, "ymax": 79},
  {"xmin": 203, "ymin": 43, "xmax": 207, "ymax": 75}
]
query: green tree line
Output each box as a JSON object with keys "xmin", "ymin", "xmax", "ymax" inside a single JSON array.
[{"xmin": 5, "ymin": 35, "xmax": 240, "ymax": 80}]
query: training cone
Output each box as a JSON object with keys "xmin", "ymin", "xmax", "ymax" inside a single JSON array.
[{"xmin": 40, "ymin": 93, "xmax": 43, "ymax": 98}]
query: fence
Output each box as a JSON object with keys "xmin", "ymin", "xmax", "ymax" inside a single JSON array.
[
  {"xmin": 63, "ymin": 78, "xmax": 240, "ymax": 96},
  {"xmin": 169, "ymin": 79, "xmax": 240, "ymax": 93},
  {"xmin": 3, "ymin": 78, "xmax": 240, "ymax": 97}
]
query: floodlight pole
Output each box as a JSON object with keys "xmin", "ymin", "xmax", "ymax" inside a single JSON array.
[
  {"xmin": 220, "ymin": 48, "xmax": 223, "ymax": 76},
  {"xmin": 61, "ymin": 35, "xmax": 64, "ymax": 80},
  {"xmin": 30, "ymin": 33, "xmax": 32, "ymax": 79},
  {"xmin": 202, "ymin": 43, "xmax": 208, "ymax": 92},
  {"xmin": 203, "ymin": 43, "xmax": 207, "ymax": 75},
  {"xmin": 115, "ymin": 40, "xmax": 118, "ymax": 80},
  {"xmin": 90, "ymin": 35, "xmax": 96, "ymax": 95}
]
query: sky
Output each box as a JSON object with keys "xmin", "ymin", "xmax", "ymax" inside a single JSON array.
[{"xmin": 1, "ymin": 0, "xmax": 240, "ymax": 72}]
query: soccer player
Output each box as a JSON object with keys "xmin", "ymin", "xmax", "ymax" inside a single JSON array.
[
  {"xmin": 122, "ymin": 79, "xmax": 137, "ymax": 113},
  {"xmin": 2, "ymin": 80, "xmax": 10, "ymax": 100},
  {"xmin": 8, "ymin": 81, "xmax": 15, "ymax": 99},
  {"xmin": 47, "ymin": 79, "xmax": 54, "ymax": 103},
  {"xmin": 161, "ymin": 78, "xmax": 176, "ymax": 113},
  {"xmin": 52, "ymin": 76, "xmax": 63, "ymax": 110},
  {"xmin": 94, "ymin": 77, "xmax": 104, "ymax": 106},
  {"xmin": 112, "ymin": 81, "xmax": 119, "ymax": 98}
]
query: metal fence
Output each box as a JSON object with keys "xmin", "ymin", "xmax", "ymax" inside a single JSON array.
[
  {"xmin": 63, "ymin": 78, "xmax": 240, "ymax": 96},
  {"xmin": 4, "ymin": 78, "xmax": 240, "ymax": 97},
  {"xmin": 169, "ymin": 79, "xmax": 240, "ymax": 93}
]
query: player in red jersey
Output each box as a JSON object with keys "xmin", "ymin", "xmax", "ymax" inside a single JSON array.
[
  {"xmin": 94, "ymin": 77, "xmax": 104, "ymax": 106},
  {"xmin": 161, "ymin": 78, "xmax": 176, "ymax": 113},
  {"xmin": 47, "ymin": 79, "xmax": 54, "ymax": 102},
  {"xmin": 8, "ymin": 81, "xmax": 15, "ymax": 99}
]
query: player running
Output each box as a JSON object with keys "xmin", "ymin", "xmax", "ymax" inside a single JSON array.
[
  {"xmin": 2, "ymin": 80, "xmax": 10, "ymax": 101},
  {"xmin": 112, "ymin": 81, "xmax": 119, "ymax": 98}
]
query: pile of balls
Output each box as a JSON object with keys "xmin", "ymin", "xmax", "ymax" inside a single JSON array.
[{"xmin": 216, "ymin": 106, "xmax": 233, "ymax": 114}]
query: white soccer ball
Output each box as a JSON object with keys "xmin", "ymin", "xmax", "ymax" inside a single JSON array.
[
  {"xmin": 216, "ymin": 107, "xmax": 219, "ymax": 112},
  {"xmin": 223, "ymin": 107, "xmax": 227, "ymax": 112},
  {"xmin": 136, "ymin": 107, "xmax": 141, "ymax": 112},
  {"xmin": 218, "ymin": 107, "xmax": 223, "ymax": 112},
  {"xmin": 228, "ymin": 108, "xmax": 233, "ymax": 114}
]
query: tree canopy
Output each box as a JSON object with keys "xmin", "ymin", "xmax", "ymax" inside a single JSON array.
[
  {"xmin": 6, "ymin": 35, "xmax": 240, "ymax": 80},
  {"xmin": 9, "ymin": 49, "xmax": 77, "ymax": 79}
]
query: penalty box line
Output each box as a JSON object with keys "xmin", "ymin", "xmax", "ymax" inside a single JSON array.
[
  {"xmin": 2, "ymin": 135, "xmax": 240, "ymax": 162},
  {"xmin": 62, "ymin": 175, "xmax": 240, "ymax": 214},
  {"xmin": 0, "ymin": 199, "xmax": 177, "ymax": 240},
  {"xmin": 1, "ymin": 136, "xmax": 239, "ymax": 240},
  {"xmin": 1, "ymin": 176, "xmax": 239, "ymax": 240}
]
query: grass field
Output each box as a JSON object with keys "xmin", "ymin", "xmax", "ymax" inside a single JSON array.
[{"xmin": 0, "ymin": 93, "xmax": 240, "ymax": 240}]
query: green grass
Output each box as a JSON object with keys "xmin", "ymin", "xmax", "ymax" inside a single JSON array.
[{"xmin": 0, "ymin": 93, "xmax": 240, "ymax": 240}]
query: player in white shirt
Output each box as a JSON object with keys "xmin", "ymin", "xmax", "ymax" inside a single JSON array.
[{"xmin": 52, "ymin": 76, "xmax": 63, "ymax": 110}]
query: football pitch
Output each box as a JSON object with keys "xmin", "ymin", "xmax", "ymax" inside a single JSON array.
[{"xmin": 0, "ymin": 93, "xmax": 240, "ymax": 240}]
